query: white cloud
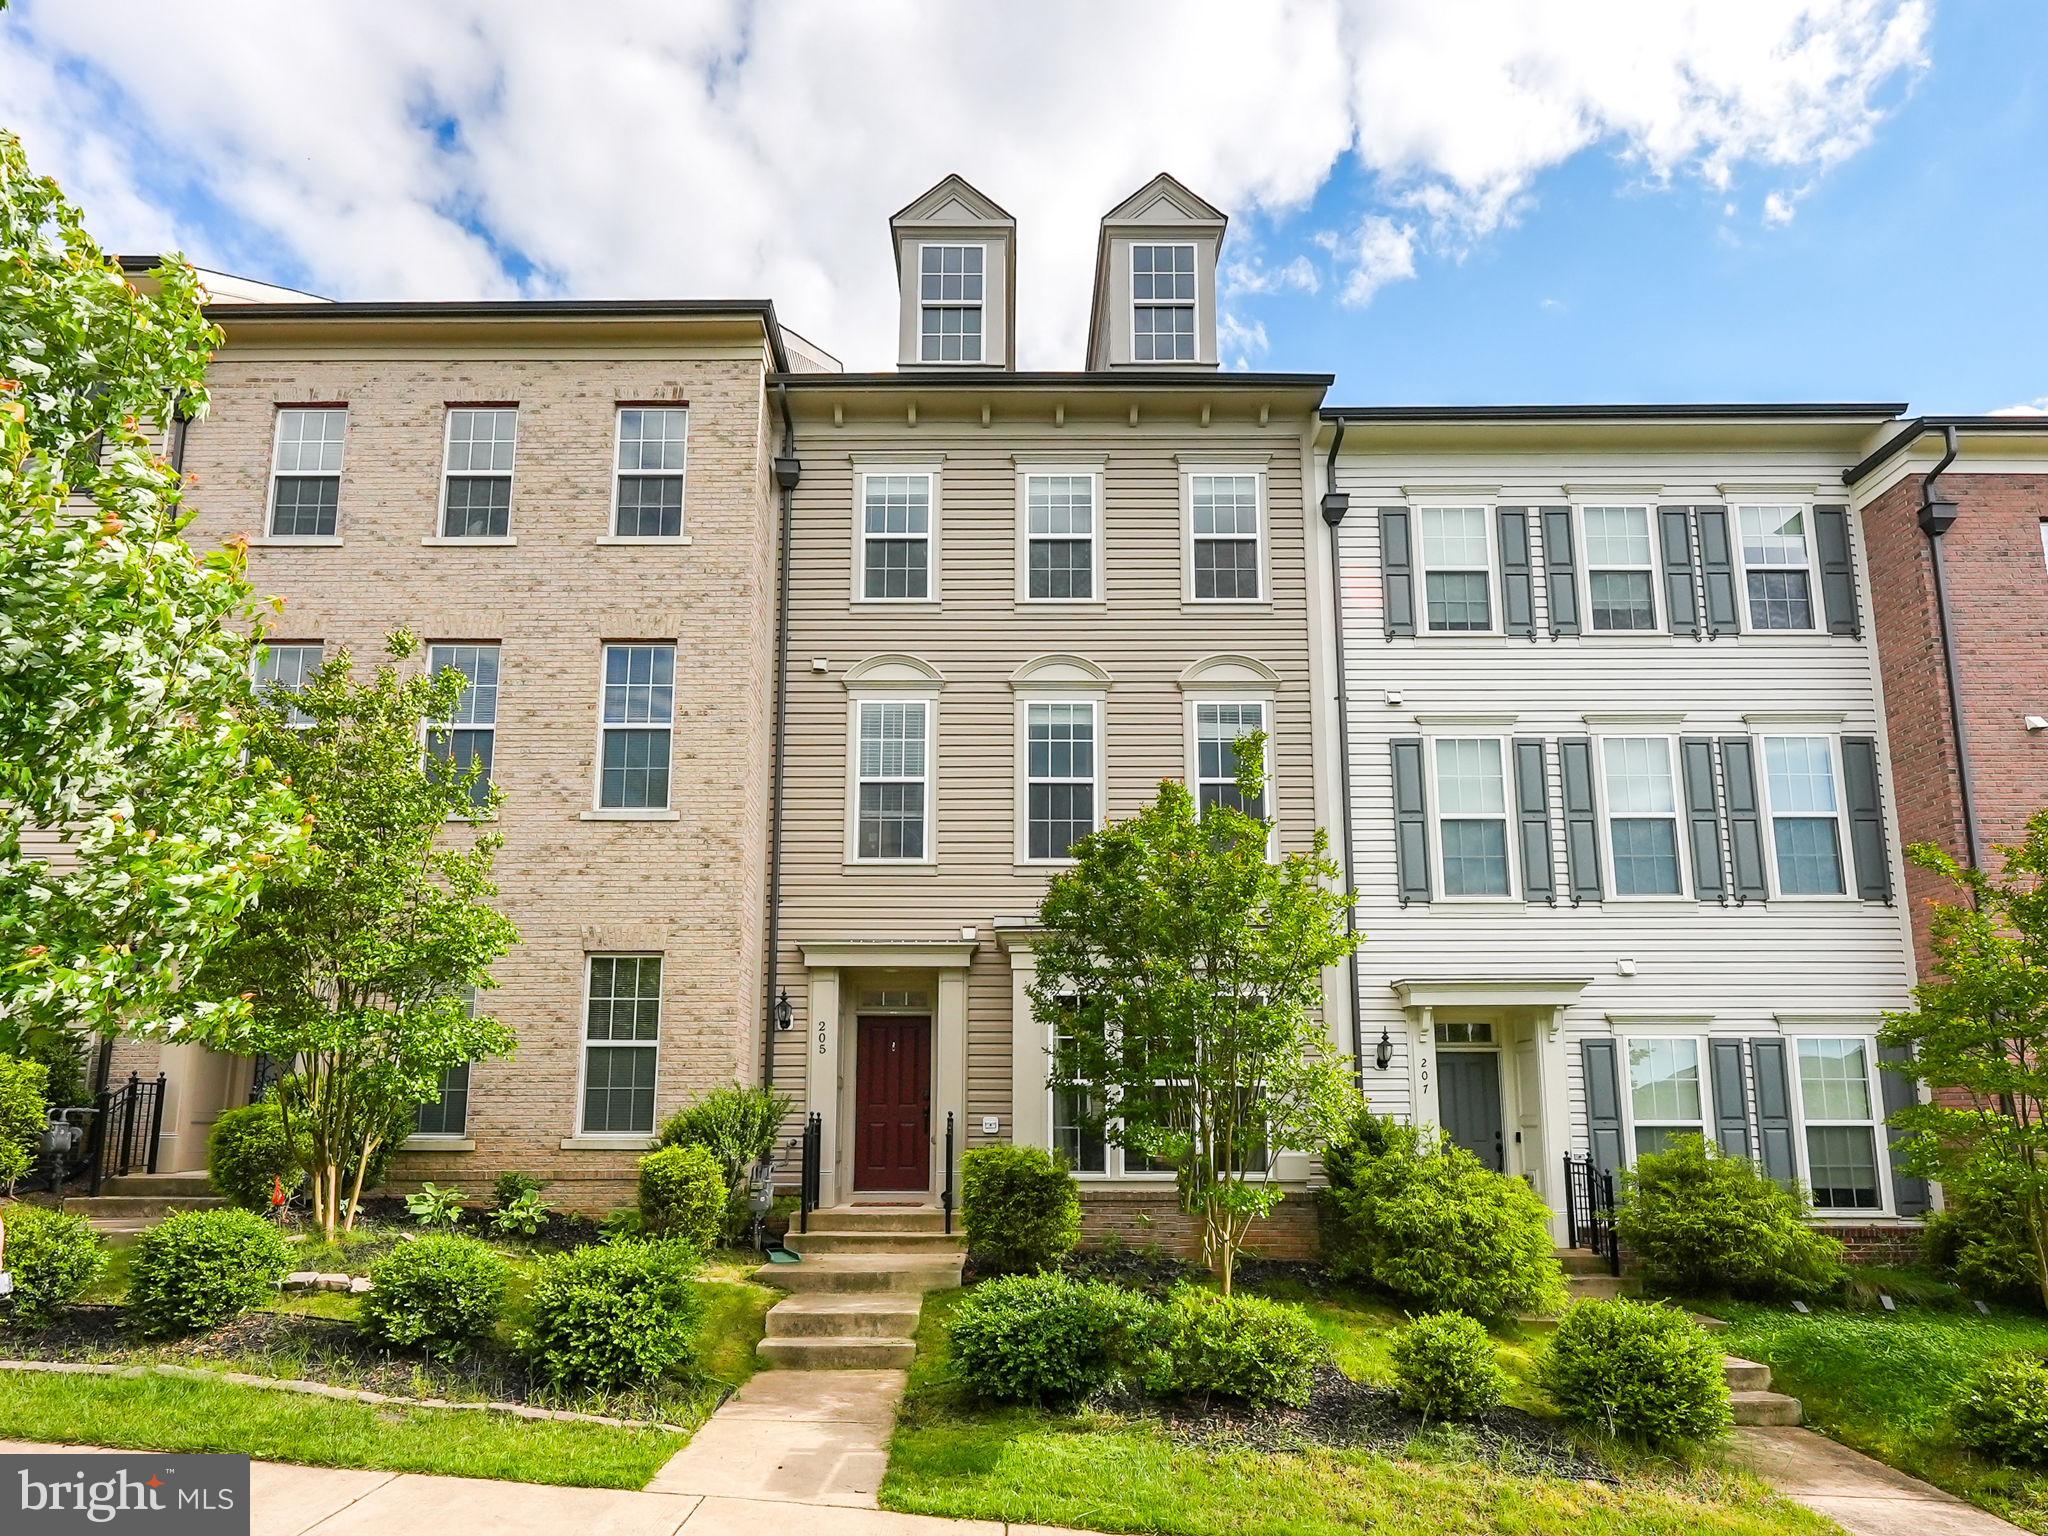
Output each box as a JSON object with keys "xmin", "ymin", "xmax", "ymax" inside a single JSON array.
[
  {"xmin": 1223, "ymin": 252, "xmax": 1322, "ymax": 298},
  {"xmin": 0, "ymin": 0, "xmax": 1930, "ymax": 366},
  {"xmin": 1991, "ymin": 397, "xmax": 2048, "ymax": 417},
  {"xmin": 1218, "ymin": 311, "xmax": 1272, "ymax": 369}
]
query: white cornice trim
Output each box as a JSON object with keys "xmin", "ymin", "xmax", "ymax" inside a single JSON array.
[
  {"xmin": 800, "ymin": 939, "xmax": 980, "ymax": 971},
  {"xmin": 1742, "ymin": 710, "xmax": 1846, "ymax": 727},
  {"xmin": 1582, "ymin": 712, "xmax": 1686, "ymax": 728},
  {"xmin": 844, "ymin": 653, "xmax": 945, "ymax": 689},
  {"xmin": 1390, "ymin": 975, "xmax": 1593, "ymax": 1009}
]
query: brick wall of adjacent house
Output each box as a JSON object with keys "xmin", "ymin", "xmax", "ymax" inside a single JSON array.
[{"xmin": 1076, "ymin": 1188, "xmax": 1321, "ymax": 1262}]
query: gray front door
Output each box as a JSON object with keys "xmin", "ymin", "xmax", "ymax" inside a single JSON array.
[{"xmin": 1440, "ymin": 1052, "xmax": 1504, "ymax": 1171}]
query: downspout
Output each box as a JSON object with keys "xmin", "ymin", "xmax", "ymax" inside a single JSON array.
[
  {"xmin": 1318, "ymin": 420, "xmax": 1365, "ymax": 1088},
  {"xmin": 1917, "ymin": 425, "xmax": 1982, "ymax": 869},
  {"xmin": 762, "ymin": 380, "xmax": 800, "ymax": 1086}
]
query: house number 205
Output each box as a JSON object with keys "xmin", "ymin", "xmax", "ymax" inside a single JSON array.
[{"xmin": 817, "ymin": 1017, "xmax": 828, "ymax": 1055}]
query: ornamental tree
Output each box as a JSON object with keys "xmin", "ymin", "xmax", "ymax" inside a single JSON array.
[
  {"xmin": 1881, "ymin": 810, "xmax": 2048, "ymax": 1311},
  {"xmin": 1034, "ymin": 734, "xmax": 1360, "ymax": 1292},
  {"xmin": 0, "ymin": 131, "xmax": 305, "ymax": 1053},
  {"xmin": 191, "ymin": 633, "xmax": 518, "ymax": 1238}
]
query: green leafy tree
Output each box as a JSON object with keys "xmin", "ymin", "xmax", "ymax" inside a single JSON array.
[
  {"xmin": 0, "ymin": 131, "xmax": 305, "ymax": 1054},
  {"xmin": 191, "ymin": 633, "xmax": 517, "ymax": 1238},
  {"xmin": 1034, "ymin": 734, "xmax": 1359, "ymax": 1292},
  {"xmin": 1882, "ymin": 812, "xmax": 2048, "ymax": 1311}
]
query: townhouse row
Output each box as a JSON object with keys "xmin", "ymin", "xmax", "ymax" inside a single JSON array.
[{"xmin": 103, "ymin": 173, "xmax": 2048, "ymax": 1251}]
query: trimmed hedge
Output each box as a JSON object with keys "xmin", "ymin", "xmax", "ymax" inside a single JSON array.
[
  {"xmin": 1539, "ymin": 1299, "xmax": 1730, "ymax": 1446},
  {"xmin": 1141, "ymin": 1286, "xmax": 1325, "ymax": 1408},
  {"xmin": 959, "ymin": 1145, "xmax": 1080, "ymax": 1274},
  {"xmin": 1391, "ymin": 1312, "xmax": 1504, "ymax": 1422},
  {"xmin": 949, "ymin": 1271, "xmax": 1153, "ymax": 1404},
  {"xmin": 128, "ymin": 1208, "xmax": 291, "ymax": 1337},
  {"xmin": 1617, "ymin": 1134, "xmax": 1844, "ymax": 1299},
  {"xmin": 207, "ymin": 1102, "xmax": 306, "ymax": 1210},
  {"xmin": 360, "ymin": 1234, "xmax": 509, "ymax": 1358},
  {"xmin": 522, "ymin": 1238, "xmax": 701, "ymax": 1389},
  {"xmin": 637, "ymin": 1144, "xmax": 726, "ymax": 1250},
  {"xmin": 0, "ymin": 1202, "xmax": 104, "ymax": 1326}
]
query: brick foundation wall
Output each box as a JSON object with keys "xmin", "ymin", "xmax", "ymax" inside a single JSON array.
[
  {"xmin": 1076, "ymin": 1188, "xmax": 1321, "ymax": 1262},
  {"xmin": 1825, "ymin": 1221, "xmax": 1925, "ymax": 1268}
]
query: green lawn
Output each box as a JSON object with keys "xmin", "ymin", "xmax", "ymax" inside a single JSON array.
[
  {"xmin": 882, "ymin": 1284, "xmax": 1835, "ymax": 1536},
  {"xmin": 1715, "ymin": 1297, "xmax": 2048, "ymax": 1534}
]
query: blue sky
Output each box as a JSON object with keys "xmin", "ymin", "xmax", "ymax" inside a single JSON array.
[{"xmin": 3, "ymin": 1, "xmax": 2042, "ymax": 412}]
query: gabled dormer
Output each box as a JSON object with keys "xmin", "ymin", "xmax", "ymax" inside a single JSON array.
[
  {"xmin": 890, "ymin": 175, "xmax": 1017, "ymax": 371},
  {"xmin": 1085, "ymin": 173, "xmax": 1226, "ymax": 372}
]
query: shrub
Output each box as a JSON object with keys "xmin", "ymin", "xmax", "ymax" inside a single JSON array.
[
  {"xmin": 1926, "ymin": 1166, "xmax": 2040, "ymax": 1307},
  {"xmin": 405, "ymin": 1182, "xmax": 467, "ymax": 1228},
  {"xmin": 638, "ymin": 1144, "xmax": 725, "ymax": 1250},
  {"xmin": 1142, "ymin": 1286, "xmax": 1325, "ymax": 1407},
  {"xmin": 491, "ymin": 1189, "xmax": 551, "ymax": 1237},
  {"xmin": 959, "ymin": 1145, "xmax": 1081, "ymax": 1274},
  {"xmin": 1539, "ymin": 1299, "xmax": 1731, "ymax": 1446},
  {"xmin": 0, "ymin": 1056, "xmax": 49, "ymax": 1188},
  {"xmin": 1322, "ymin": 1114, "xmax": 1564, "ymax": 1319},
  {"xmin": 206, "ymin": 1103, "xmax": 306, "ymax": 1210},
  {"xmin": 1391, "ymin": 1312, "xmax": 1504, "ymax": 1422},
  {"xmin": 494, "ymin": 1171, "xmax": 545, "ymax": 1207},
  {"xmin": 1954, "ymin": 1355, "xmax": 2048, "ymax": 1464},
  {"xmin": 0, "ymin": 1203, "xmax": 104, "ymax": 1326},
  {"xmin": 360, "ymin": 1234, "xmax": 509, "ymax": 1358},
  {"xmin": 948, "ymin": 1272, "xmax": 1155, "ymax": 1404},
  {"xmin": 1617, "ymin": 1134, "xmax": 1844, "ymax": 1299},
  {"xmin": 659, "ymin": 1084, "xmax": 792, "ymax": 1241},
  {"xmin": 128, "ymin": 1208, "xmax": 291, "ymax": 1337},
  {"xmin": 522, "ymin": 1238, "xmax": 701, "ymax": 1389},
  {"xmin": 23, "ymin": 1030, "xmax": 88, "ymax": 1113}
]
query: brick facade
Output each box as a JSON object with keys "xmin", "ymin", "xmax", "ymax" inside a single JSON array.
[{"xmin": 1077, "ymin": 1188, "xmax": 1322, "ymax": 1263}]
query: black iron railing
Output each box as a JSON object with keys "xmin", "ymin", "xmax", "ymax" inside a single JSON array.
[
  {"xmin": 798, "ymin": 1111, "xmax": 821, "ymax": 1235},
  {"xmin": 941, "ymin": 1111, "xmax": 956, "ymax": 1235},
  {"xmin": 1562, "ymin": 1153, "xmax": 1621, "ymax": 1276},
  {"xmin": 87, "ymin": 1072, "xmax": 166, "ymax": 1194}
]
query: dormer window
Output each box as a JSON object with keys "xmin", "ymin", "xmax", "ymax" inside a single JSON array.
[
  {"xmin": 1132, "ymin": 243, "xmax": 1196, "ymax": 362},
  {"xmin": 919, "ymin": 244, "xmax": 985, "ymax": 363}
]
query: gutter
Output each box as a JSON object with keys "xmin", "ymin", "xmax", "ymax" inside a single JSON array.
[
  {"xmin": 1322, "ymin": 401, "xmax": 1907, "ymax": 424},
  {"xmin": 762, "ymin": 378, "xmax": 800, "ymax": 1088},
  {"xmin": 1916, "ymin": 425, "xmax": 1984, "ymax": 869},
  {"xmin": 1318, "ymin": 421, "xmax": 1365, "ymax": 1088}
]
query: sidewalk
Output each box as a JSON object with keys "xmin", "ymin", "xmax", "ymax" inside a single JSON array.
[{"xmin": 1731, "ymin": 1426, "xmax": 2030, "ymax": 1536}]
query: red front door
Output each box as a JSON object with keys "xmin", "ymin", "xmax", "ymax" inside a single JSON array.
[{"xmin": 854, "ymin": 1015, "xmax": 931, "ymax": 1191}]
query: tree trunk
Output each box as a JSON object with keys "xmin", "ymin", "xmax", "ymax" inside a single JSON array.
[{"xmin": 342, "ymin": 1137, "xmax": 376, "ymax": 1234}]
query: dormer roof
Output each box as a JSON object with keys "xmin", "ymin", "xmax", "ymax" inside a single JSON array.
[
  {"xmin": 888, "ymin": 174, "xmax": 1018, "ymax": 371},
  {"xmin": 1085, "ymin": 172, "xmax": 1229, "ymax": 372}
]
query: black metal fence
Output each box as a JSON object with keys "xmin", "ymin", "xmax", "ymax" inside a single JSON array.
[
  {"xmin": 88, "ymin": 1072, "xmax": 167, "ymax": 1194},
  {"xmin": 797, "ymin": 1111, "xmax": 822, "ymax": 1235},
  {"xmin": 1561, "ymin": 1152, "xmax": 1621, "ymax": 1275}
]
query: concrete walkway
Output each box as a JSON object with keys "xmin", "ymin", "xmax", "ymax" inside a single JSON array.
[
  {"xmin": 648, "ymin": 1369, "xmax": 906, "ymax": 1508},
  {"xmin": 1732, "ymin": 1426, "xmax": 2030, "ymax": 1536}
]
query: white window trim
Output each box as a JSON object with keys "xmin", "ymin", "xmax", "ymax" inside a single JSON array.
[
  {"xmin": 1129, "ymin": 240, "xmax": 1199, "ymax": 365},
  {"xmin": 1617, "ymin": 1033, "xmax": 1713, "ymax": 1161},
  {"xmin": 1592, "ymin": 732, "xmax": 1690, "ymax": 902},
  {"xmin": 252, "ymin": 642, "xmax": 324, "ymax": 730},
  {"xmin": 1014, "ymin": 694, "xmax": 1104, "ymax": 867},
  {"xmin": 1045, "ymin": 1019, "xmax": 1177, "ymax": 1184},
  {"xmin": 573, "ymin": 952, "xmax": 664, "ymax": 1140},
  {"xmin": 266, "ymin": 406, "xmax": 346, "ymax": 541},
  {"xmin": 1015, "ymin": 465, "xmax": 1105, "ymax": 605},
  {"xmin": 853, "ymin": 465, "xmax": 941, "ymax": 605},
  {"xmin": 437, "ymin": 407, "xmax": 520, "ymax": 543},
  {"xmin": 410, "ymin": 1060, "xmax": 473, "ymax": 1142},
  {"xmin": 590, "ymin": 641, "xmax": 677, "ymax": 816},
  {"xmin": 1413, "ymin": 500, "xmax": 1501, "ymax": 636},
  {"xmin": 1182, "ymin": 465, "xmax": 1268, "ymax": 605},
  {"xmin": 1789, "ymin": 1033, "xmax": 1892, "ymax": 1216},
  {"xmin": 917, "ymin": 242, "xmax": 988, "ymax": 365},
  {"xmin": 846, "ymin": 692, "xmax": 938, "ymax": 866},
  {"xmin": 1184, "ymin": 693, "xmax": 1279, "ymax": 858},
  {"xmin": 1731, "ymin": 501, "xmax": 1824, "ymax": 636},
  {"xmin": 608, "ymin": 405, "xmax": 690, "ymax": 541},
  {"xmin": 1576, "ymin": 503, "xmax": 1663, "ymax": 636},
  {"xmin": 1423, "ymin": 732, "xmax": 1518, "ymax": 902},
  {"xmin": 422, "ymin": 642, "xmax": 500, "ymax": 822},
  {"xmin": 1757, "ymin": 731, "xmax": 1853, "ymax": 901}
]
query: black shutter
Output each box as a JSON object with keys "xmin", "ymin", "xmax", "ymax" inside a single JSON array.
[
  {"xmin": 1513, "ymin": 737, "xmax": 1554, "ymax": 904},
  {"xmin": 1697, "ymin": 505, "xmax": 1740, "ymax": 636},
  {"xmin": 1720, "ymin": 735, "xmax": 1769, "ymax": 902},
  {"xmin": 1878, "ymin": 1042, "xmax": 1930, "ymax": 1217},
  {"xmin": 1710, "ymin": 1038, "xmax": 1751, "ymax": 1159},
  {"xmin": 1558, "ymin": 736, "xmax": 1603, "ymax": 903},
  {"xmin": 1582, "ymin": 1038, "xmax": 1624, "ymax": 1177},
  {"xmin": 1815, "ymin": 505, "xmax": 1860, "ymax": 638},
  {"xmin": 1841, "ymin": 735, "xmax": 1892, "ymax": 903},
  {"xmin": 1380, "ymin": 507, "xmax": 1415, "ymax": 638},
  {"xmin": 1541, "ymin": 506, "xmax": 1579, "ymax": 636},
  {"xmin": 1659, "ymin": 506, "xmax": 1700, "ymax": 637},
  {"xmin": 1680, "ymin": 736, "xmax": 1726, "ymax": 903},
  {"xmin": 1499, "ymin": 508, "xmax": 1535, "ymax": 639},
  {"xmin": 1750, "ymin": 1037, "xmax": 1797, "ymax": 1188},
  {"xmin": 1391, "ymin": 737, "xmax": 1430, "ymax": 905}
]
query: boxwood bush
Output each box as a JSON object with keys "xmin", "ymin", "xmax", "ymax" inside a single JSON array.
[
  {"xmin": 128, "ymin": 1208, "xmax": 291, "ymax": 1337},
  {"xmin": 637, "ymin": 1144, "xmax": 725, "ymax": 1250},
  {"xmin": 959, "ymin": 1145, "xmax": 1080, "ymax": 1274},
  {"xmin": 0, "ymin": 1202, "xmax": 104, "ymax": 1326},
  {"xmin": 1954, "ymin": 1355, "xmax": 2048, "ymax": 1464},
  {"xmin": 948, "ymin": 1271, "xmax": 1154, "ymax": 1404},
  {"xmin": 522, "ymin": 1238, "xmax": 701, "ymax": 1389},
  {"xmin": 1142, "ymin": 1286, "xmax": 1325, "ymax": 1407},
  {"xmin": 658, "ymin": 1084, "xmax": 793, "ymax": 1242},
  {"xmin": 0, "ymin": 1056, "xmax": 48, "ymax": 1188},
  {"xmin": 1391, "ymin": 1311, "xmax": 1504, "ymax": 1422},
  {"xmin": 1617, "ymin": 1134, "xmax": 1844, "ymax": 1299},
  {"xmin": 206, "ymin": 1102, "xmax": 306, "ymax": 1210},
  {"xmin": 360, "ymin": 1234, "xmax": 509, "ymax": 1358},
  {"xmin": 1539, "ymin": 1299, "xmax": 1731, "ymax": 1446}
]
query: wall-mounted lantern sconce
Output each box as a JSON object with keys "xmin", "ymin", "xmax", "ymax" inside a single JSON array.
[
  {"xmin": 773, "ymin": 989, "xmax": 794, "ymax": 1032},
  {"xmin": 1374, "ymin": 1027, "xmax": 1394, "ymax": 1072}
]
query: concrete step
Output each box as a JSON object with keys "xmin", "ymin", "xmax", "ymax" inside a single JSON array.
[
  {"xmin": 1724, "ymin": 1355, "xmax": 1773, "ymax": 1392},
  {"xmin": 100, "ymin": 1172, "xmax": 213, "ymax": 1198},
  {"xmin": 1731, "ymin": 1389, "xmax": 1803, "ymax": 1427},
  {"xmin": 65, "ymin": 1195, "xmax": 225, "ymax": 1220},
  {"xmin": 753, "ymin": 1254, "xmax": 963, "ymax": 1295},
  {"xmin": 803, "ymin": 1207, "xmax": 948, "ymax": 1234},
  {"xmin": 1566, "ymin": 1274, "xmax": 1628, "ymax": 1301},
  {"xmin": 783, "ymin": 1229, "xmax": 965, "ymax": 1257},
  {"xmin": 765, "ymin": 1294, "xmax": 922, "ymax": 1339},
  {"xmin": 755, "ymin": 1335, "xmax": 918, "ymax": 1370},
  {"xmin": 1555, "ymin": 1248, "xmax": 1615, "ymax": 1276}
]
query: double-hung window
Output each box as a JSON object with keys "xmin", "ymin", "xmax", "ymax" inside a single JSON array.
[
  {"xmin": 253, "ymin": 642, "xmax": 323, "ymax": 728},
  {"xmin": 1762, "ymin": 735, "xmax": 1845, "ymax": 895},
  {"xmin": 1583, "ymin": 505, "xmax": 1658, "ymax": 631},
  {"xmin": 1024, "ymin": 701, "xmax": 1097, "ymax": 861},
  {"xmin": 415, "ymin": 989, "xmax": 476, "ymax": 1138},
  {"xmin": 613, "ymin": 407, "xmax": 687, "ymax": 538},
  {"xmin": 1023, "ymin": 472, "xmax": 1097, "ymax": 600},
  {"xmin": 1132, "ymin": 243, "xmax": 1196, "ymax": 362},
  {"xmin": 859, "ymin": 471, "xmax": 934, "ymax": 601},
  {"xmin": 268, "ymin": 408, "xmax": 346, "ymax": 537},
  {"xmin": 425, "ymin": 643, "xmax": 500, "ymax": 808},
  {"xmin": 1189, "ymin": 472, "xmax": 1262, "ymax": 600},
  {"xmin": 1737, "ymin": 505, "xmax": 1819, "ymax": 631},
  {"xmin": 440, "ymin": 408, "xmax": 518, "ymax": 538},
  {"xmin": 1626, "ymin": 1038, "xmax": 1707, "ymax": 1158},
  {"xmin": 1795, "ymin": 1037, "xmax": 1882, "ymax": 1209},
  {"xmin": 1433, "ymin": 737, "xmax": 1511, "ymax": 896},
  {"xmin": 1418, "ymin": 507, "xmax": 1492, "ymax": 632},
  {"xmin": 1193, "ymin": 701, "xmax": 1268, "ymax": 821},
  {"xmin": 1050, "ymin": 1016, "xmax": 1107, "ymax": 1175},
  {"xmin": 1601, "ymin": 737, "xmax": 1682, "ymax": 895},
  {"xmin": 596, "ymin": 643, "xmax": 675, "ymax": 810},
  {"xmin": 854, "ymin": 699, "xmax": 931, "ymax": 860},
  {"xmin": 918, "ymin": 245, "xmax": 984, "ymax": 363},
  {"xmin": 582, "ymin": 955, "xmax": 661, "ymax": 1136}
]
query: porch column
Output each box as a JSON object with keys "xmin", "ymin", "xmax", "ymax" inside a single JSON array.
[
  {"xmin": 1006, "ymin": 944, "xmax": 1046, "ymax": 1152},
  {"xmin": 933, "ymin": 964, "xmax": 971, "ymax": 1196},
  {"xmin": 1536, "ymin": 1004, "xmax": 1572, "ymax": 1242},
  {"xmin": 1411, "ymin": 1005, "xmax": 1440, "ymax": 1128},
  {"xmin": 805, "ymin": 964, "xmax": 843, "ymax": 1207}
]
